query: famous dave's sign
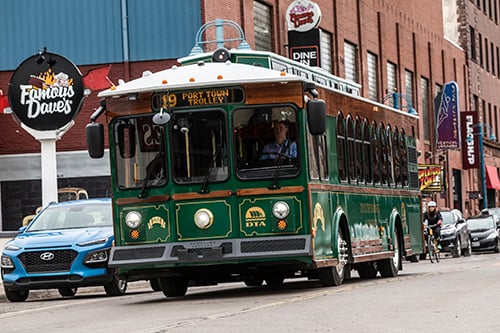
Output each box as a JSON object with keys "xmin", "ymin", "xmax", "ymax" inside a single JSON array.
[
  {"xmin": 8, "ymin": 51, "xmax": 84, "ymax": 131},
  {"xmin": 286, "ymin": 0, "xmax": 322, "ymax": 32}
]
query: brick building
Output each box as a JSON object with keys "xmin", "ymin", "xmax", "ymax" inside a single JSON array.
[{"xmin": 0, "ymin": 0, "xmax": 496, "ymax": 230}]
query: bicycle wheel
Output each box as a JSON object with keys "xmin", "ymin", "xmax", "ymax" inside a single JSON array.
[{"xmin": 427, "ymin": 236, "xmax": 434, "ymax": 263}]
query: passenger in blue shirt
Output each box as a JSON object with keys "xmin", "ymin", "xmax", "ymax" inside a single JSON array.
[{"xmin": 260, "ymin": 121, "xmax": 297, "ymax": 160}]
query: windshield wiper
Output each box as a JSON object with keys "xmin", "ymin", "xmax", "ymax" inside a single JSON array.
[
  {"xmin": 199, "ymin": 145, "xmax": 222, "ymax": 194},
  {"xmin": 268, "ymin": 144, "xmax": 291, "ymax": 190},
  {"xmin": 139, "ymin": 126, "xmax": 166, "ymax": 199},
  {"xmin": 139, "ymin": 152, "xmax": 164, "ymax": 199}
]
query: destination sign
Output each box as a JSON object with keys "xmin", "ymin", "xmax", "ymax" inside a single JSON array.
[{"xmin": 151, "ymin": 87, "xmax": 244, "ymax": 110}]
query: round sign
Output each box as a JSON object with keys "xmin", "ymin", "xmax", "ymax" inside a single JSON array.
[
  {"xmin": 8, "ymin": 52, "xmax": 84, "ymax": 131},
  {"xmin": 286, "ymin": 0, "xmax": 322, "ymax": 32}
]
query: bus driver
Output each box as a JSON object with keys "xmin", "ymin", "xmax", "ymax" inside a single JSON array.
[{"xmin": 260, "ymin": 121, "xmax": 297, "ymax": 160}]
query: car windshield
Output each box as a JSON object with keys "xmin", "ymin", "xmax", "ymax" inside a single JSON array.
[
  {"xmin": 467, "ymin": 217, "xmax": 495, "ymax": 231},
  {"xmin": 440, "ymin": 212, "xmax": 455, "ymax": 225},
  {"xmin": 28, "ymin": 202, "xmax": 112, "ymax": 231}
]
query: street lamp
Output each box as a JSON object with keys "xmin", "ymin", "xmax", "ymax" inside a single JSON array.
[
  {"xmin": 468, "ymin": 123, "xmax": 497, "ymax": 209},
  {"xmin": 380, "ymin": 90, "xmax": 417, "ymax": 115}
]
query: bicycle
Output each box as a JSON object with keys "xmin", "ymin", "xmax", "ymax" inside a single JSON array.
[{"xmin": 424, "ymin": 221, "xmax": 440, "ymax": 263}]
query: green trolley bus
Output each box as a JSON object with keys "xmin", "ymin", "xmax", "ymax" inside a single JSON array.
[{"xmin": 86, "ymin": 47, "xmax": 423, "ymax": 297}]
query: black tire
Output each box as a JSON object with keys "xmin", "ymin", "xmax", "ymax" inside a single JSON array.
[
  {"xmin": 378, "ymin": 228, "xmax": 400, "ymax": 278},
  {"xmin": 495, "ymin": 240, "xmax": 500, "ymax": 253},
  {"xmin": 265, "ymin": 276, "xmax": 285, "ymax": 286},
  {"xmin": 357, "ymin": 262, "xmax": 378, "ymax": 279},
  {"xmin": 58, "ymin": 287, "xmax": 78, "ymax": 297},
  {"xmin": 318, "ymin": 227, "xmax": 348, "ymax": 286},
  {"xmin": 4, "ymin": 287, "xmax": 29, "ymax": 302},
  {"xmin": 452, "ymin": 238, "xmax": 462, "ymax": 258},
  {"xmin": 427, "ymin": 236, "xmax": 434, "ymax": 263},
  {"xmin": 406, "ymin": 254, "xmax": 419, "ymax": 263},
  {"xmin": 463, "ymin": 237, "xmax": 472, "ymax": 257},
  {"xmin": 149, "ymin": 278, "xmax": 162, "ymax": 291},
  {"xmin": 244, "ymin": 276, "xmax": 264, "ymax": 287},
  {"xmin": 104, "ymin": 275, "xmax": 127, "ymax": 296},
  {"xmin": 159, "ymin": 276, "xmax": 188, "ymax": 297}
]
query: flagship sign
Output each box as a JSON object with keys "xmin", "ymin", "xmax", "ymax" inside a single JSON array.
[
  {"xmin": 8, "ymin": 52, "xmax": 84, "ymax": 131},
  {"xmin": 286, "ymin": 0, "xmax": 322, "ymax": 32},
  {"xmin": 460, "ymin": 111, "xmax": 479, "ymax": 169}
]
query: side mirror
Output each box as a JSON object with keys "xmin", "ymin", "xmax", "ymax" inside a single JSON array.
[
  {"xmin": 306, "ymin": 99, "xmax": 326, "ymax": 135},
  {"xmin": 86, "ymin": 122, "xmax": 105, "ymax": 158}
]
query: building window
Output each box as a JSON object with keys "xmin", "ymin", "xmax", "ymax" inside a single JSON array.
[
  {"xmin": 479, "ymin": 33, "xmax": 483, "ymax": 67},
  {"xmin": 421, "ymin": 77, "xmax": 430, "ymax": 141},
  {"xmin": 367, "ymin": 52, "xmax": 378, "ymax": 101},
  {"xmin": 491, "ymin": 42, "xmax": 495, "ymax": 75},
  {"xmin": 253, "ymin": 1, "xmax": 273, "ymax": 51},
  {"xmin": 386, "ymin": 62, "xmax": 397, "ymax": 106},
  {"xmin": 485, "ymin": 38, "xmax": 489, "ymax": 71},
  {"xmin": 470, "ymin": 26, "xmax": 476, "ymax": 62},
  {"xmin": 320, "ymin": 30, "xmax": 332, "ymax": 73},
  {"xmin": 344, "ymin": 41, "xmax": 358, "ymax": 82},
  {"xmin": 405, "ymin": 70, "xmax": 414, "ymax": 108}
]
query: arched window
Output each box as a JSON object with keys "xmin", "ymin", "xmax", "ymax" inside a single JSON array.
[
  {"xmin": 347, "ymin": 115, "xmax": 356, "ymax": 183},
  {"xmin": 371, "ymin": 121, "xmax": 380, "ymax": 184},
  {"xmin": 393, "ymin": 127, "xmax": 401, "ymax": 186},
  {"xmin": 363, "ymin": 119, "xmax": 372, "ymax": 184},
  {"xmin": 379, "ymin": 123, "xmax": 387, "ymax": 185},
  {"xmin": 336, "ymin": 112, "xmax": 347, "ymax": 181},
  {"xmin": 386, "ymin": 124, "xmax": 394, "ymax": 186},
  {"xmin": 400, "ymin": 128, "xmax": 408, "ymax": 186},
  {"xmin": 355, "ymin": 116, "xmax": 363, "ymax": 183}
]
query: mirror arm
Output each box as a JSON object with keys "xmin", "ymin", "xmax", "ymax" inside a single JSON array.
[{"xmin": 90, "ymin": 99, "xmax": 106, "ymax": 122}]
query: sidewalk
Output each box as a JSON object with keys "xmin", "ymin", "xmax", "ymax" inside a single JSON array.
[{"xmin": 0, "ymin": 234, "xmax": 150, "ymax": 302}]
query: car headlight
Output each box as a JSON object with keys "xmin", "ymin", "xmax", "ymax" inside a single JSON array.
[
  {"xmin": 194, "ymin": 209, "xmax": 213, "ymax": 229},
  {"xmin": 85, "ymin": 250, "xmax": 109, "ymax": 264},
  {"xmin": 78, "ymin": 237, "xmax": 109, "ymax": 247},
  {"xmin": 441, "ymin": 228, "xmax": 454, "ymax": 235},
  {"xmin": 272, "ymin": 201, "xmax": 290, "ymax": 219},
  {"xmin": 125, "ymin": 211, "xmax": 142, "ymax": 228},
  {"xmin": 1, "ymin": 255, "xmax": 14, "ymax": 269}
]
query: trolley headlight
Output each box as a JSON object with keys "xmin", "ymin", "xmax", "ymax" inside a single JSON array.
[
  {"xmin": 272, "ymin": 201, "xmax": 290, "ymax": 219},
  {"xmin": 194, "ymin": 209, "xmax": 214, "ymax": 229},
  {"xmin": 125, "ymin": 211, "xmax": 142, "ymax": 228}
]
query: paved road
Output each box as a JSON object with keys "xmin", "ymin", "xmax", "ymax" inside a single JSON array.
[{"xmin": 0, "ymin": 235, "xmax": 151, "ymax": 301}]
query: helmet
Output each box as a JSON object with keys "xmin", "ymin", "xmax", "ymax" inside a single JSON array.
[{"xmin": 427, "ymin": 201, "xmax": 437, "ymax": 207}]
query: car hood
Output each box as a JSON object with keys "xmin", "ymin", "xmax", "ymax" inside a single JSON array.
[
  {"xmin": 469, "ymin": 228, "xmax": 496, "ymax": 237},
  {"xmin": 441, "ymin": 224, "xmax": 455, "ymax": 231},
  {"xmin": 7, "ymin": 227, "xmax": 114, "ymax": 249}
]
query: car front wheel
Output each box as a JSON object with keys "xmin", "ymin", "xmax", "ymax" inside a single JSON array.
[
  {"xmin": 4, "ymin": 287, "xmax": 29, "ymax": 302},
  {"xmin": 104, "ymin": 275, "xmax": 127, "ymax": 296},
  {"xmin": 58, "ymin": 287, "xmax": 77, "ymax": 297},
  {"xmin": 452, "ymin": 238, "xmax": 462, "ymax": 258}
]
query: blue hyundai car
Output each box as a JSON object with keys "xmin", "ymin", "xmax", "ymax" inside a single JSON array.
[{"xmin": 1, "ymin": 198, "xmax": 127, "ymax": 302}]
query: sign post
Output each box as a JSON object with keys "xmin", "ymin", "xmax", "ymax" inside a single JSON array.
[{"xmin": 8, "ymin": 50, "xmax": 84, "ymax": 206}]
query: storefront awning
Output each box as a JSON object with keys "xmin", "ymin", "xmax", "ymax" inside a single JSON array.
[{"xmin": 486, "ymin": 165, "xmax": 500, "ymax": 190}]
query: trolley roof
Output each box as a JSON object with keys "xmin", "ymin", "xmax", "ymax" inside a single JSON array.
[{"xmin": 97, "ymin": 61, "xmax": 302, "ymax": 98}]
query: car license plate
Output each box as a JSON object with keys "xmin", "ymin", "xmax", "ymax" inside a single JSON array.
[{"xmin": 472, "ymin": 241, "xmax": 480, "ymax": 247}]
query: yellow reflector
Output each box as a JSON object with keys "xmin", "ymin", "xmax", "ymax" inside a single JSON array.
[
  {"xmin": 277, "ymin": 219, "xmax": 287, "ymax": 230},
  {"xmin": 217, "ymin": 75, "xmax": 223, "ymax": 80},
  {"xmin": 162, "ymin": 79, "xmax": 168, "ymax": 84},
  {"xmin": 189, "ymin": 77, "xmax": 195, "ymax": 82},
  {"xmin": 130, "ymin": 229, "xmax": 140, "ymax": 239}
]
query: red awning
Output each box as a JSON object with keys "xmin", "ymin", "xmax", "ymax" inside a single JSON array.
[{"xmin": 486, "ymin": 165, "xmax": 500, "ymax": 190}]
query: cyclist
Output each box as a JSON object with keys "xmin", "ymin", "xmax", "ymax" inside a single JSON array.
[{"xmin": 423, "ymin": 201, "xmax": 443, "ymax": 250}]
